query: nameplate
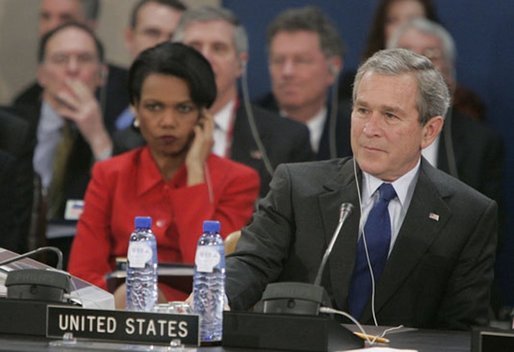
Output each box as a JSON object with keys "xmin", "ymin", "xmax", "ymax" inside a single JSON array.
[
  {"xmin": 46, "ymin": 306, "xmax": 199, "ymax": 346},
  {"xmin": 472, "ymin": 327, "xmax": 514, "ymax": 352}
]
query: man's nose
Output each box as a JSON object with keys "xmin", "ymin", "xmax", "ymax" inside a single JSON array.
[
  {"xmin": 65, "ymin": 56, "xmax": 80, "ymax": 74},
  {"xmin": 362, "ymin": 112, "xmax": 382, "ymax": 136},
  {"xmin": 281, "ymin": 60, "xmax": 295, "ymax": 76}
]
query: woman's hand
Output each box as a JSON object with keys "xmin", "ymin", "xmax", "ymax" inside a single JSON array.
[{"xmin": 185, "ymin": 109, "xmax": 214, "ymax": 186}]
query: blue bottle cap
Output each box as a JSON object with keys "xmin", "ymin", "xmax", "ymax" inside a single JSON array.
[
  {"xmin": 203, "ymin": 220, "xmax": 220, "ymax": 233},
  {"xmin": 134, "ymin": 216, "xmax": 152, "ymax": 229}
]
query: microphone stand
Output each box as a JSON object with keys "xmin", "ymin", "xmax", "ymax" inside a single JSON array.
[
  {"xmin": 0, "ymin": 246, "xmax": 63, "ymax": 270},
  {"xmin": 261, "ymin": 203, "xmax": 354, "ymax": 315}
]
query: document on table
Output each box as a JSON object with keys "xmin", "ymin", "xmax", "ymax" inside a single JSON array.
[{"xmin": 343, "ymin": 348, "xmax": 418, "ymax": 352}]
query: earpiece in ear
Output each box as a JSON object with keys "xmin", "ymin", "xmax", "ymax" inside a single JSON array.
[
  {"xmin": 133, "ymin": 118, "xmax": 140, "ymax": 128},
  {"xmin": 329, "ymin": 64, "xmax": 339, "ymax": 76},
  {"xmin": 99, "ymin": 66, "xmax": 108, "ymax": 80},
  {"xmin": 241, "ymin": 60, "xmax": 248, "ymax": 71}
]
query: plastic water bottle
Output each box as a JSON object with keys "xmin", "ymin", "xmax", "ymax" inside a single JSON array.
[
  {"xmin": 126, "ymin": 216, "xmax": 158, "ymax": 311},
  {"xmin": 193, "ymin": 220, "xmax": 225, "ymax": 343}
]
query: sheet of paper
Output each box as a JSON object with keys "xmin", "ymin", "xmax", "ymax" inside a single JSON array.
[{"xmin": 343, "ymin": 348, "xmax": 418, "ymax": 352}]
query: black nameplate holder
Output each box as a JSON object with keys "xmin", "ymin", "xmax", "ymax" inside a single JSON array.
[
  {"xmin": 47, "ymin": 306, "xmax": 199, "ymax": 346},
  {"xmin": 223, "ymin": 311, "xmax": 363, "ymax": 351},
  {"xmin": 472, "ymin": 327, "xmax": 514, "ymax": 352}
]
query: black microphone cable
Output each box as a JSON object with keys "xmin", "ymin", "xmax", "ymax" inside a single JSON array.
[
  {"xmin": 328, "ymin": 69, "xmax": 341, "ymax": 159},
  {"xmin": 353, "ymin": 158, "xmax": 380, "ymax": 326},
  {"xmin": 442, "ymin": 107, "xmax": 458, "ymax": 178}
]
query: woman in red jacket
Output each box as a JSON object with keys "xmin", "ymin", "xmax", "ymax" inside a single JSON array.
[{"xmin": 68, "ymin": 42, "xmax": 259, "ymax": 302}]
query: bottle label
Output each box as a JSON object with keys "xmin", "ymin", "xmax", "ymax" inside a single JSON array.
[
  {"xmin": 127, "ymin": 242, "xmax": 153, "ymax": 268},
  {"xmin": 195, "ymin": 246, "xmax": 221, "ymax": 273}
]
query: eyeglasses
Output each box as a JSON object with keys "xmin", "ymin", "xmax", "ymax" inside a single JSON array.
[{"xmin": 46, "ymin": 53, "xmax": 99, "ymax": 67}]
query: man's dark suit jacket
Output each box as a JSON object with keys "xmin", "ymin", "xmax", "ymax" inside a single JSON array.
[
  {"xmin": 113, "ymin": 103, "xmax": 314, "ymax": 197},
  {"xmin": 0, "ymin": 108, "xmax": 35, "ymax": 252},
  {"xmin": 256, "ymin": 93, "xmax": 352, "ymax": 160},
  {"xmin": 12, "ymin": 63, "xmax": 129, "ymax": 134},
  {"xmin": 225, "ymin": 157, "xmax": 497, "ymax": 330},
  {"xmin": 438, "ymin": 110, "xmax": 504, "ymax": 223}
]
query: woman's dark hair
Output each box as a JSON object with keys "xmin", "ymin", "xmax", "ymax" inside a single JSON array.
[
  {"xmin": 128, "ymin": 42, "xmax": 216, "ymax": 109},
  {"xmin": 362, "ymin": 0, "xmax": 439, "ymax": 61}
]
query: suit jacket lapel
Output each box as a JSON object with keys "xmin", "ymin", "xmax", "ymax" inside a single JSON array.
[
  {"xmin": 360, "ymin": 160, "xmax": 453, "ymax": 321},
  {"xmin": 231, "ymin": 105, "xmax": 268, "ymax": 163},
  {"xmin": 318, "ymin": 159, "xmax": 361, "ymax": 310}
]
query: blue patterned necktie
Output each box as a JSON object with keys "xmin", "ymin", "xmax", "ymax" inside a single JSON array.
[{"xmin": 348, "ymin": 183, "xmax": 397, "ymax": 319}]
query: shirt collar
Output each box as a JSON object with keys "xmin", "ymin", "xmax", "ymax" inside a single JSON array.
[
  {"xmin": 136, "ymin": 146, "xmax": 188, "ymax": 196},
  {"xmin": 362, "ymin": 158, "xmax": 421, "ymax": 207},
  {"xmin": 40, "ymin": 101, "xmax": 64, "ymax": 132},
  {"xmin": 214, "ymin": 99, "xmax": 236, "ymax": 132}
]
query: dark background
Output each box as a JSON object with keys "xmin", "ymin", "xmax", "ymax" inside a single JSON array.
[{"xmin": 223, "ymin": 0, "xmax": 514, "ymax": 307}]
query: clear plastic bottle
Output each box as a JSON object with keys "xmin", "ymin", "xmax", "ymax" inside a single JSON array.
[
  {"xmin": 126, "ymin": 216, "xmax": 158, "ymax": 311},
  {"xmin": 193, "ymin": 220, "xmax": 225, "ymax": 343}
]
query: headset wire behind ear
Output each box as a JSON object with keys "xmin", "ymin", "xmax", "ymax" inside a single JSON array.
[
  {"xmin": 97, "ymin": 62, "xmax": 109, "ymax": 122},
  {"xmin": 328, "ymin": 64, "xmax": 340, "ymax": 159},
  {"xmin": 240, "ymin": 59, "xmax": 274, "ymax": 176},
  {"xmin": 352, "ymin": 158, "xmax": 380, "ymax": 327}
]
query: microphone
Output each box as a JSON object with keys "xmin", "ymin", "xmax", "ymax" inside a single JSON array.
[
  {"xmin": 0, "ymin": 247, "xmax": 70, "ymax": 303},
  {"xmin": 261, "ymin": 202, "xmax": 354, "ymax": 315},
  {"xmin": 0, "ymin": 246, "xmax": 63, "ymax": 270},
  {"xmin": 314, "ymin": 203, "xmax": 354, "ymax": 286}
]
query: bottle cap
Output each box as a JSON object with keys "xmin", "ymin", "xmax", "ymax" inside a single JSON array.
[
  {"xmin": 134, "ymin": 216, "xmax": 152, "ymax": 229},
  {"xmin": 203, "ymin": 220, "xmax": 220, "ymax": 233}
]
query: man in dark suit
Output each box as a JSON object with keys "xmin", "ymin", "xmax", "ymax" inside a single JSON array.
[
  {"xmin": 255, "ymin": 6, "xmax": 352, "ymax": 160},
  {"xmin": 13, "ymin": 23, "xmax": 114, "ymax": 268},
  {"xmin": 388, "ymin": 17, "xmax": 505, "ymax": 211},
  {"xmin": 225, "ymin": 49, "xmax": 497, "ymax": 330},
  {"xmin": 0, "ymin": 108, "xmax": 35, "ymax": 253},
  {"xmin": 13, "ymin": 0, "xmax": 129, "ymax": 132},
  {"xmin": 114, "ymin": 6, "xmax": 313, "ymax": 197}
]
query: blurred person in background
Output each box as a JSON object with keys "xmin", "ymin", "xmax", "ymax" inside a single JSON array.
[
  {"xmin": 347, "ymin": 0, "xmax": 485, "ymax": 121},
  {"xmin": 14, "ymin": 0, "xmax": 129, "ymax": 131},
  {"xmin": 256, "ymin": 6, "xmax": 351, "ymax": 161},
  {"xmin": 113, "ymin": 0, "xmax": 187, "ymax": 131}
]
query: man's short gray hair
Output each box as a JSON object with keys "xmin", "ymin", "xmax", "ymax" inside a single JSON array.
[
  {"xmin": 388, "ymin": 18, "xmax": 456, "ymax": 77},
  {"xmin": 266, "ymin": 6, "xmax": 344, "ymax": 58},
  {"xmin": 353, "ymin": 48, "xmax": 451, "ymax": 124},
  {"xmin": 173, "ymin": 6, "xmax": 248, "ymax": 54}
]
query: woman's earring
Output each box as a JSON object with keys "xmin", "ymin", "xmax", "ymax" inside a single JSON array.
[{"xmin": 133, "ymin": 118, "xmax": 140, "ymax": 128}]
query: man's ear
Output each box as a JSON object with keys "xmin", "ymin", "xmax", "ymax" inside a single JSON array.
[
  {"xmin": 36, "ymin": 65, "xmax": 47, "ymax": 87},
  {"xmin": 421, "ymin": 115, "xmax": 444, "ymax": 149},
  {"xmin": 327, "ymin": 56, "xmax": 343, "ymax": 84},
  {"xmin": 97, "ymin": 64, "xmax": 108, "ymax": 87},
  {"xmin": 237, "ymin": 52, "xmax": 249, "ymax": 77},
  {"xmin": 124, "ymin": 27, "xmax": 136, "ymax": 57}
]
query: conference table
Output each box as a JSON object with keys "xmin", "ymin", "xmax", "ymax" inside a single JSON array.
[{"xmin": 0, "ymin": 326, "xmax": 470, "ymax": 351}]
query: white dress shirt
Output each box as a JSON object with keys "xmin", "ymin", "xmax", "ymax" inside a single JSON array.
[
  {"xmin": 212, "ymin": 100, "xmax": 236, "ymax": 157},
  {"xmin": 421, "ymin": 135, "xmax": 440, "ymax": 167},
  {"xmin": 33, "ymin": 102, "xmax": 64, "ymax": 190},
  {"xmin": 280, "ymin": 106, "xmax": 327, "ymax": 153},
  {"xmin": 359, "ymin": 159, "xmax": 420, "ymax": 256}
]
